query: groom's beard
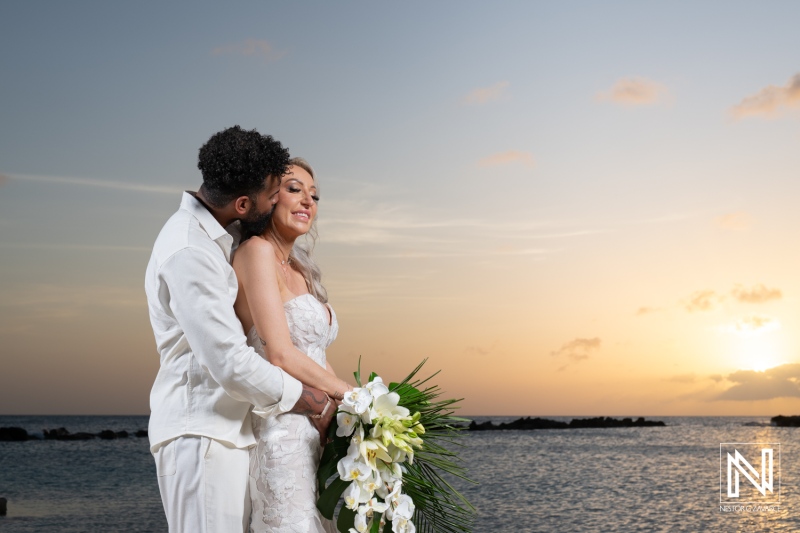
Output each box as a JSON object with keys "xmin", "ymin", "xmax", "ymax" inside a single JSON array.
[{"xmin": 241, "ymin": 208, "xmax": 273, "ymax": 239}]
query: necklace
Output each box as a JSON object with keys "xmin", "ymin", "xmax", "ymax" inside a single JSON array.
[{"xmin": 274, "ymin": 249, "xmax": 292, "ymax": 282}]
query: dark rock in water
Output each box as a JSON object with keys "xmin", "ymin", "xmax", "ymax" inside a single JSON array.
[
  {"xmin": 44, "ymin": 427, "xmax": 69, "ymax": 439},
  {"xmin": 468, "ymin": 416, "xmax": 665, "ymax": 431},
  {"xmin": 569, "ymin": 416, "xmax": 665, "ymax": 428},
  {"xmin": 135, "ymin": 429, "xmax": 148, "ymax": 438},
  {"xmin": 469, "ymin": 417, "xmax": 570, "ymax": 431},
  {"xmin": 0, "ymin": 427, "xmax": 30, "ymax": 441},
  {"xmin": 97, "ymin": 430, "xmax": 130, "ymax": 439},
  {"xmin": 0, "ymin": 497, "xmax": 7, "ymax": 516},
  {"xmin": 43, "ymin": 428, "xmax": 95, "ymax": 440},
  {"xmin": 771, "ymin": 415, "xmax": 800, "ymax": 427}
]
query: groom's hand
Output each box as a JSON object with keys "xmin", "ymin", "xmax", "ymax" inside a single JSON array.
[
  {"xmin": 292, "ymin": 385, "xmax": 335, "ymax": 446},
  {"xmin": 291, "ymin": 385, "xmax": 329, "ymax": 415},
  {"xmin": 310, "ymin": 413, "xmax": 334, "ymax": 447}
]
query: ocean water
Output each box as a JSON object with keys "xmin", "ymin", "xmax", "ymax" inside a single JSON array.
[{"xmin": 0, "ymin": 415, "xmax": 794, "ymax": 532}]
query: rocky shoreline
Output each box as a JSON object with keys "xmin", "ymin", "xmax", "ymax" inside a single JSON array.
[
  {"xmin": 0, "ymin": 426, "xmax": 148, "ymax": 441},
  {"xmin": 4, "ymin": 414, "xmax": 796, "ymax": 440},
  {"xmin": 468, "ymin": 416, "xmax": 666, "ymax": 431},
  {"xmin": 770, "ymin": 415, "xmax": 800, "ymax": 427}
]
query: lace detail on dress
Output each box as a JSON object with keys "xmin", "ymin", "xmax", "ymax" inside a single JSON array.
[{"xmin": 247, "ymin": 294, "xmax": 338, "ymax": 533}]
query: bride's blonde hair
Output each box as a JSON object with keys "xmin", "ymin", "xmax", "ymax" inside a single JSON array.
[{"xmin": 263, "ymin": 157, "xmax": 328, "ymax": 304}]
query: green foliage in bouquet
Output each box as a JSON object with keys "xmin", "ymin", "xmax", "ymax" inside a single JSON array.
[{"xmin": 317, "ymin": 358, "xmax": 476, "ymax": 533}]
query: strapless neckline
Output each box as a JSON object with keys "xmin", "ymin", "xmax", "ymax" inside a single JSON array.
[
  {"xmin": 283, "ymin": 292, "xmax": 315, "ymax": 306},
  {"xmin": 283, "ymin": 293, "xmax": 333, "ymax": 326}
]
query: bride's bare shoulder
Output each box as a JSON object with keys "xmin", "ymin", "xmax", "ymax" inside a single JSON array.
[
  {"xmin": 238, "ymin": 236, "xmax": 275, "ymax": 253},
  {"xmin": 234, "ymin": 237, "xmax": 275, "ymax": 267}
]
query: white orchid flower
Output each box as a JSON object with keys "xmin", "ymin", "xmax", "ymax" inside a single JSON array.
[
  {"xmin": 391, "ymin": 517, "xmax": 416, "ymax": 533},
  {"xmin": 365, "ymin": 376, "xmax": 390, "ymax": 399},
  {"xmin": 354, "ymin": 424, "xmax": 365, "ymax": 444},
  {"xmin": 376, "ymin": 474, "xmax": 400, "ymax": 499},
  {"xmin": 392, "ymin": 494, "xmax": 415, "ymax": 520},
  {"xmin": 343, "ymin": 388, "xmax": 373, "ymax": 415},
  {"xmin": 336, "ymin": 411, "xmax": 358, "ymax": 437},
  {"xmin": 338, "ymin": 455, "xmax": 372, "ymax": 483},
  {"xmin": 382, "ymin": 480, "xmax": 403, "ymax": 519},
  {"xmin": 378, "ymin": 460, "xmax": 403, "ymax": 483},
  {"xmin": 376, "ymin": 481, "xmax": 390, "ymax": 501},
  {"xmin": 371, "ymin": 392, "xmax": 409, "ymax": 420},
  {"xmin": 337, "ymin": 400, "xmax": 357, "ymax": 415},
  {"xmin": 358, "ymin": 497, "xmax": 389, "ymax": 516},
  {"xmin": 345, "ymin": 439, "xmax": 362, "ymax": 463},
  {"xmin": 343, "ymin": 479, "xmax": 372, "ymax": 510},
  {"xmin": 361, "ymin": 469, "xmax": 383, "ymax": 495},
  {"xmin": 353, "ymin": 512, "xmax": 369, "ymax": 533}
]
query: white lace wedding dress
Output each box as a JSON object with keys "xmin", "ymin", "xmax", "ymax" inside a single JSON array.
[{"xmin": 247, "ymin": 293, "xmax": 338, "ymax": 533}]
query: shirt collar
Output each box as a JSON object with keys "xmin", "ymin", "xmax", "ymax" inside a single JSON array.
[{"xmin": 180, "ymin": 191, "xmax": 230, "ymax": 241}]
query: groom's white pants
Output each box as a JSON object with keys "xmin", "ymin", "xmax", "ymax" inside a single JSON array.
[{"xmin": 153, "ymin": 436, "xmax": 251, "ymax": 533}]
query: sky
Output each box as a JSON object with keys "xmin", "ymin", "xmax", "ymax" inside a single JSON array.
[{"xmin": 2, "ymin": 1, "xmax": 800, "ymax": 416}]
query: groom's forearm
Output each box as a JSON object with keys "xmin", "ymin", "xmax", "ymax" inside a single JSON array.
[{"xmin": 290, "ymin": 385, "xmax": 329, "ymax": 416}]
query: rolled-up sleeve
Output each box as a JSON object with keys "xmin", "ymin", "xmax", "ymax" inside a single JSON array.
[
  {"xmin": 252, "ymin": 369, "xmax": 303, "ymax": 419},
  {"xmin": 160, "ymin": 246, "xmax": 302, "ymax": 414}
]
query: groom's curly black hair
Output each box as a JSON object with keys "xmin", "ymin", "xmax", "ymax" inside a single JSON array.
[{"xmin": 197, "ymin": 125, "xmax": 290, "ymax": 207}]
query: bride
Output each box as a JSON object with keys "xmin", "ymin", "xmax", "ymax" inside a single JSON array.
[{"xmin": 232, "ymin": 158, "xmax": 350, "ymax": 532}]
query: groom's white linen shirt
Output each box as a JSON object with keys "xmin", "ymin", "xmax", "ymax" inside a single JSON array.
[{"xmin": 145, "ymin": 192, "xmax": 303, "ymax": 452}]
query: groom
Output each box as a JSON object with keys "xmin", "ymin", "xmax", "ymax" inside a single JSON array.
[{"xmin": 145, "ymin": 125, "xmax": 332, "ymax": 532}]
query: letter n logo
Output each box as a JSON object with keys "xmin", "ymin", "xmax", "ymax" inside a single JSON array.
[
  {"xmin": 727, "ymin": 448, "xmax": 772, "ymax": 497},
  {"xmin": 720, "ymin": 443, "xmax": 780, "ymax": 504}
]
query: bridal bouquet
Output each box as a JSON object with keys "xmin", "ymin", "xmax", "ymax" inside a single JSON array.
[{"xmin": 316, "ymin": 360, "xmax": 474, "ymax": 533}]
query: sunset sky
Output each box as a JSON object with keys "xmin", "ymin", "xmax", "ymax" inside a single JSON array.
[{"xmin": 2, "ymin": 1, "xmax": 800, "ymax": 416}]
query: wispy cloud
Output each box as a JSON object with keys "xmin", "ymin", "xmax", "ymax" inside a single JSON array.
[
  {"xmin": 730, "ymin": 73, "xmax": 800, "ymax": 119},
  {"xmin": 664, "ymin": 373, "xmax": 698, "ymax": 384},
  {"xmin": 212, "ymin": 39, "xmax": 284, "ymax": 62},
  {"xmin": 465, "ymin": 346, "xmax": 489, "ymax": 356},
  {"xmin": 461, "ymin": 81, "xmax": 510, "ymax": 105},
  {"xmin": 1, "ymin": 283, "xmax": 143, "ymax": 309},
  {"xmin": 731, "ymin": 284, "xmax": 782, "ymax": 304},
  {"xmin": 0, "ymin": 242, "xmax": 151, "ymax": 252},
  {"xmin": 477, "ymin": 150, "xmax": 535, "ymax": 168},
  {"xmin": 465, "ymin": 341, "xmax": 500, "ymax": 357},
  {"xmin": 551, "ymin": 337, "xmax": 601, "ymax": 363},
  {"xmin": 715, "ymin": 363, "xmax": 800, "ymax": 401},
  {"xmin": 317, "ymin": 195, "xmax": 587, "ymax": 250},
  {"xmin": 714, "ymin": 211, "xmax": 753, "ymax": 231},
  {"xmin": 597, "ymin": 76, "xmax": 668, "ymax": 106},
  {"xmin": 6, "ymin": 173, "xmax": 184, "ymax": 194},
  {"xmin": 635, "ymin": 306, "xmax": 660, "ymax": 316},
  {"xmin": 684, "ymin": 290, "xmax": 719, "ymax": 312},
  {"xmin": 325, "ymin": 273, "xmax": 436, "ymax": 304},
  {"xmin": 0, "ymin": 283, "xmax": 145, "ymax": 333},
  {"xmin": 719, "ymin": 315, "xmax": 781, "ymax": 337},
  {"xmin": 679, "ymin": 284, "xmax": 781, "ymax": 313}
]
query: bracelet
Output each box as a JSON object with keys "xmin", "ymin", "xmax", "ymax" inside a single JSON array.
[{"xmin": 309, "ymin": 393, "xmax": 332, "ymax": 419}]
